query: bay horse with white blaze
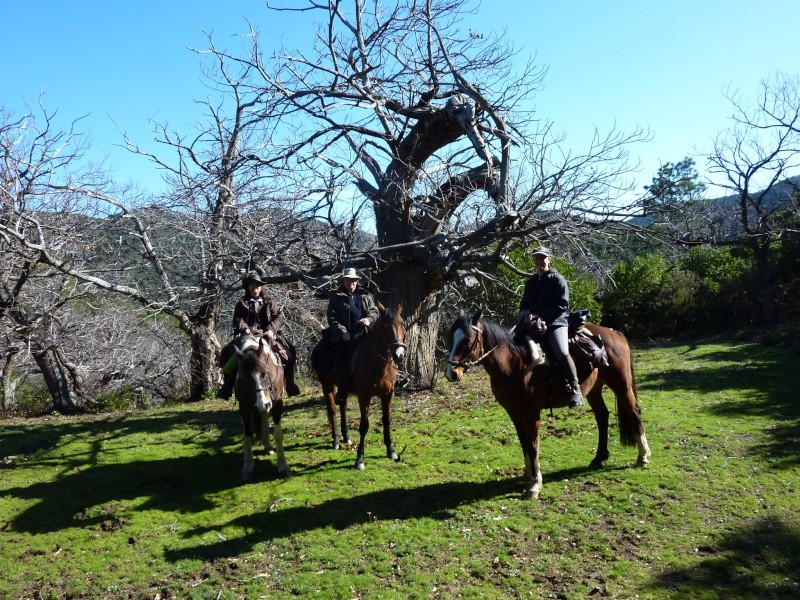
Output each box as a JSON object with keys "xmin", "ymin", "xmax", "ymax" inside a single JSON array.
[
  {"xmin": 234, "ymin": 333, "xmax": 291, "ymax": 480},
  {"xmin": 311, "ymin": 303, "xmax": 405, "ymax": 470},
  {"xmin": 445, "ymin": 309, "xmax": 650, "ymax": 499}
]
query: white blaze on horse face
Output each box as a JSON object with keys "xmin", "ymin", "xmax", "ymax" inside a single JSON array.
[
  {"xmin": 254, "ymin": 375, "xmax": 272, "ymax": 414},
  {"xmin": 395, "ymin": 345, "xmax": 405, "ymax": 361},
  {"xmin": 445, "ymin": 328, "xmax": 466, "ymax": 381}
]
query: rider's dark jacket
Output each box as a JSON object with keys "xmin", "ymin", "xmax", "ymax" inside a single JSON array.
[
  {"xmin": 519, "ymin": 268, "xmax": 570, "ymax": 329},
  {"xmin": 232, "ymin": 291, "xmax": 282, "ymax": 337},
  {"xmin": 326, "ymin": 287, "xmax": 379, "ymax": 343}
]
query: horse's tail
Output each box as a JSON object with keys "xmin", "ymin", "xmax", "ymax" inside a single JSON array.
[{"xmin": 616, "ymin": 337, "xmax": 640, "ymax": 447}]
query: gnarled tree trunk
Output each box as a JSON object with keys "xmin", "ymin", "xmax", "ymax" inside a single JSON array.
[
  {"xmin": 32, "ymin": 344, "xmax": 83, "ymax": 413},
  {"xmin": 378, "ymin": 262, "xmax": 443, "ymax": 389}
]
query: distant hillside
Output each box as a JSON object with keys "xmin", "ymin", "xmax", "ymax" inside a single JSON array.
[{"xmin": 629, "ymin": 175, "xmax": 800, "ymax": 239}]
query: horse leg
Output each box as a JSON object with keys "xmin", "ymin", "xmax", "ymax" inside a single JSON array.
[
  {"xmin": 339, "ymin": 396, "xmax": 352, "ymax": 448},
  {"xmin": 240, "ymin": 410, "xmax": 257, "ymax": 480},
  {"xmin": 354, "ymin": 395, "xmax": 370, "ymax": 470},
  {"xmin": 323, "ymin": 383, "xmax": 340, "ymax": 450},
  {"xmin": 586, "ymin": 376, "xmax": 610, "ymax": 468},
  {"xmin": 269, "ymin": 404, "xmax": 291, "ymax": 478},
  {"xmin": 242, "ymin": 435, "xmax": 255, "ymax": 481},
  {"xmin": 381, "ymin": 392, "xmax": 398, "ymax": 461},
  {"xmin": 260, "ymin": 411, "xmax": 274, "ymax": 456},
  {"xmin": 636, "ymin": 432, "xmax": 652, "ymax": 467},
  {"xmin": 512, "ymin": 415, "xmax": 542, "ymax": 500},
  {"xmin": 614, "ymin": 379, "xmax": 651, "ymax": 467}
]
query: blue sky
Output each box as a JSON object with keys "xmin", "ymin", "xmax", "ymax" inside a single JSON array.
[{"xmin": 5, "ymin": 1, "xmax": 800, "ymax": 195}]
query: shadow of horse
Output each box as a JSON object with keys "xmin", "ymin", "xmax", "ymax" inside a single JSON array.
[{"xmin": 162, "ymin": 476, "xmax": 521, "ymax": 563}]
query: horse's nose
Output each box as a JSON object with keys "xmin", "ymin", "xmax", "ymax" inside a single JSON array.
[{"xmin": 256, "ymin": 391, "xmax": 272, "ymax": 414}]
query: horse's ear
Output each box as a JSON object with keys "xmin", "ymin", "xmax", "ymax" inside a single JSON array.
[
  {"xmin": 473, "ymin": 307, "xmax": 484, "ymax": 324},
  {"xmin": 395, "ymin": 303, "xmax": 403, "ymax": 317},
  {"xmin": 377, "ymin": 301, "xmax": 385, "ymax": 312}
]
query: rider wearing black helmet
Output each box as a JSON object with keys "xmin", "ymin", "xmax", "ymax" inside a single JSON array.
[{"xmin": 217, "ymin": 272, "xmax": 301, "ymax": 399}]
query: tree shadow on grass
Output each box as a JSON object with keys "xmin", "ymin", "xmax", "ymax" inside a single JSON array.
[
  {"xmin": 649, "ymin": 516, "xmax": 800, "ymax": 598},
  {"xmin": 636, "ymin": 341, "xmax": 800, "ymax": 469}
]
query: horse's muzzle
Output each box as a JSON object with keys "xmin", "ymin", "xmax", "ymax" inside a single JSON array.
[
  {"xmin": 392, "ymin": 343, "xmax": 406, "ymax": 367},
  {"xmin": 444, "ymin": 362, "xmax": 463, "ymax": 382}
]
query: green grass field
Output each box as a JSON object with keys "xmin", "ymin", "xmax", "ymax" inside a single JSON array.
[{"xmin": 1, "ymin": 332, "xmax": 799, "ymax": 599}]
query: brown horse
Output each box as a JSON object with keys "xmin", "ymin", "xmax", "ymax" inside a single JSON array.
[
  {"xmin": 444, "ymin": 309, "xmax": 650, "ymax": 499},
  {"xmin": 234, "ymin": 334, "xmax": 291, "ymax": 480},
  {"xmin": 311, "ymin": 303, "xmax": 405, "ymax": 469}
]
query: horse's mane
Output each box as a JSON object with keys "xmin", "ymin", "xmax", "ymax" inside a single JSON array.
[
  {"xmin": 380, "ymin": 306, "xmax": 402, "ymax": 324},
  {"xmin": 237, "ymin": 338, "xmax": 271, "ymax": 374},
  {"xmin": 456, "ymin": 312, "xmax": 527, "ymax": 360}
]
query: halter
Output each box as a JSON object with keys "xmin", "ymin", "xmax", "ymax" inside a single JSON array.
[{"xmin": 447, "ymin": 322, "xmax": 498, "ymax": 369}]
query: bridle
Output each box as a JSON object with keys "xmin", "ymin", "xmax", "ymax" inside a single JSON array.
[
  {"xmin": 447, "ymin": 322, "xmax": 498, "ymax": 370},
  {"xmin": 371, "ymin": 316, "xmax": 406, "ymax": 363}
]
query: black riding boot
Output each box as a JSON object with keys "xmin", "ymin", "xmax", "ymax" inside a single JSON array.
[
  {"xmin": 284, "ymin": 357, "xmax": 301, "ymax": 397},
  {"xmin": 216, "ymin": 371, "xmax": 236, "ymax": 400},
  {"xmin": 561, "ymin": 354, "xmax": 584, "ymax": 408}
]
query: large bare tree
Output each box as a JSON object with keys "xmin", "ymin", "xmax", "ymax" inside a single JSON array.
[
  {"xmin": 707, "ymin": 71, "xmax": 800, "ymax": 320},
  {"xmin": 1, "ymin": 104, "xmax": 191, "ymax": 410},
  {"xmin": 3, "ymin": 1, "xmax": 647, "ymax": 402},
  {"xmin": 214, "ymin": 0, "xmax": 645, "ymax": 385}
]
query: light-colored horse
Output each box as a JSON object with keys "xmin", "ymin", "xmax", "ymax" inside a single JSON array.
[{"xmin": 235, "ymin": 334, "xmax": 291, "ymax": 480}]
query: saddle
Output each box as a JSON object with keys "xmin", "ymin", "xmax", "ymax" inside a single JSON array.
[
  {"xmin": 516, "ymin": 310, "xmax": 608, "ymax": 380},
  {"xmin": 567, "ymin": 310, "xmax": 609, "ymax": 379},
  {"xmin": 311, "ymin": 326, "xmax": 368, "ymax": 375}
]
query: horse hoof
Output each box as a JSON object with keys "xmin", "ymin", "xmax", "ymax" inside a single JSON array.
[
  {"xmin": 388, "ymin": 451, "xmax": 399, "ymax": 461},
  {"xmin": 636, "ymin": 458, "xmax": 649, "ymax": 468},
  {"xmin": 279, "ymin": 466, "xmax": 292, "ymax": 478},
  {"xmin": 355, "ymin": 458, "xmax": 365, "ymax": 470},
  {"xmin": 522, "ymin": 488, "xmax": 540, "ymax": 500},
  {"xmin": 241, "ymin": 469, "xmax": 254, "ymax": 481},
  {"xmin": 333, "ymin": 441, "xmax": 340, "ymax": 450}
]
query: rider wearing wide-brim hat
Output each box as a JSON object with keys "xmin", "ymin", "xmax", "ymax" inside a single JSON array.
[
  {"xmin": 217, "ymin": 271, "xmax": 301, "ymax": 399},
  {"xmin": 326, "ymin": 267, "xmax": 379, "ymax": 402}
]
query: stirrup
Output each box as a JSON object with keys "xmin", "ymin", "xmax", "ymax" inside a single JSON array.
[{"xmin": 566, "ymin": 385, "xmax": 584, "ymax": 408}]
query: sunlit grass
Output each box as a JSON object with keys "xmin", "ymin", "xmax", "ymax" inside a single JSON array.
[{"xmin": 1, "ymin": 334, "xmax": 799, "ymax": 598}]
